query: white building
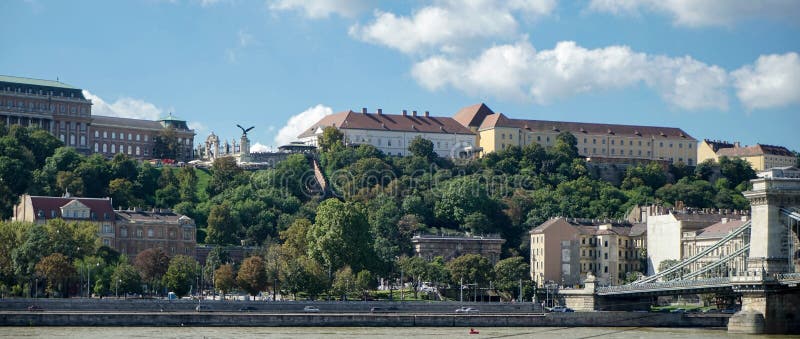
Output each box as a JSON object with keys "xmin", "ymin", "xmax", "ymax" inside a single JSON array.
[
  {"xmin": 297, "ymin": 108, "xmax": 477, "ymax": 158},
  {"xmin": 646, "ymin": 208, "xmax": 748, "ymax": 275}
]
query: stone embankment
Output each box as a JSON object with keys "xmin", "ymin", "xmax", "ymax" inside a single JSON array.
[{"xmin": 0, "ymin": 299, "xmax": 729, "ymax": 328}]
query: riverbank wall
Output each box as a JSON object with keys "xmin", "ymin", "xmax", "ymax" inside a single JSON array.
[{"xmin": 0, "ymin": 311, "xmax": 728, "ymax": 328}]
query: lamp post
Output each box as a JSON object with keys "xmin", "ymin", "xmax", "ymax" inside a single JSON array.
[{"xmin": 87, "ymin": 262, "xmax": 99, "ymax": 298}]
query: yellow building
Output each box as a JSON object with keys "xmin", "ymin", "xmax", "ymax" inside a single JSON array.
[
  {"xmin": 453, "ymin": 103, "xmax": 697, "ymax": 165},
  {"xmin": 697, "ymin": 140, "xmax": 796, "ymax": 171}
]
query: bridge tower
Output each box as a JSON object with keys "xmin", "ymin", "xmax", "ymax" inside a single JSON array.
[{"xmin": 729, "ymin": 168, "xmax": 800, "ymax": 334}]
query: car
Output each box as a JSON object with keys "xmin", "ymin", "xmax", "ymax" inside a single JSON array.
[
  {"xmin": 195, "ymin": 305, "xmax": 211, "ymax": 312},
  {"xmin": 238, "ymin": 306, "xmax": 258, "ymax": 312},
  {"xmin": 370, "ymin": 307, "xmax": 398, "ymax": 313},
  {"xmin": 303, "ymin": 306, "xmax": 320, "ymax": 313},
  {"xmin": 454, "ymin": 307, "xmax": 479, "ymax": 314},
  {"xmin": 550, "ymin": 306, "xmax": 574, "ymax": 313},
  {"xmin": 27, "ymin": 305, "xmax": 43, "ymax": 312}
]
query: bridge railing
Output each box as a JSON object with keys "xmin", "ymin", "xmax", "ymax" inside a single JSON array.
[
  {"xmin": 634, "ymin": 220, "xmax": 751, "ymax": 284},
  {"xmin": 599, "ymin": 277, "xmax": 731, "ymax": 294}
]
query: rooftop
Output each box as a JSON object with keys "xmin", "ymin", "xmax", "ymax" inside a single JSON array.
[
  {"xmin": 716, "ymin": 143, "xmax": 794, "ymax": 157},
  {"xmin": 25, "ymin": 195, "xmax": 114, "ymax": 220},
  {"xmin": 0, "ymin": 75, "xmax": 79, "ymax": 90},
  {"xmin": 298, "ymin": 109, "xmax": 475, "ymax": 138}
]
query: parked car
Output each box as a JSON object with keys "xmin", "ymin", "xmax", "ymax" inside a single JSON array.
[
  {"xmin": 27, "ymin": 305, "xmax": 43, "ymax": 312},
  {"xmin": 370, "ymin": 307, "xmax": 398, "ymax": 313},
  {"xmin": 303, "ymin": 306, "xmax": 320, "ymax": 313},
  {"xmin": 195, "ymin": 305, "xmax": 211, "ymax": 312},
  {"xmin": 454, "ymin": 307, "xmax": 480, "ymax": 314},
  {"xmin": 238, "ymin": 306, "xmax": 258, "ymax": 312},
  {"xmin": 550, "ymin": 306, "xmax": 574, "ymax": 313}
]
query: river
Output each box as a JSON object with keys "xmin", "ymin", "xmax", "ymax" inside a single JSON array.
[{"xmin": 0, "ymin": 327, "xmax": 782, "ymax": 338}]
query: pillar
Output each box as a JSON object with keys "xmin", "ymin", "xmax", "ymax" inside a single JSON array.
[{"xmin": 743, "ymin": 176, "xmax": 800, "ymax": 274}]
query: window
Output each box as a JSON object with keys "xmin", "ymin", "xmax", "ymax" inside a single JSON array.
[
  {"xmin": 604, "ymin": 266, "xmax": 608, "ymax": 273},
  {"xmin": 111, "ymin": 144, "xmax": 116, "ymax": 153},
  {"xmin": 592, "ymin": 139, "xmax": 596, "ymax": 144},
  {"xmin": 602, "ymin": 139, "xmax": 606, "ymax": 144},
  {"xmin": 136, "ymin": 228, "xmax": 143, "ymax": 238},
  {"xmin": 94, "ymin": 143, "xmax": 99, "ymax": 152},
  {"xmin": 604, "ymin": 252, "xmax": 608, "ymax": 259},
  {"xmin": 136, "ymin": 134, "xmax": 140, "ymax": 141},
  {"xmin": 537, "ymin": 136, "xmax": 541, "ymax": 141},
  {"xmin": 147, "ymin": 229, "xmax": 154, "ymax": 238},
  {"xmin": 80, "ymin": 135, "xmax": 86, "ymax": 146},
  {"xmin": 103, "ymin": 131, "xmax": 107, "ymax": 138},
  {"xmin": 183, "ymin": 229, "xmax": 192, "ymax": 240},
  {"xmin": 103, "ymin": 224, "xmax": 112, "ymax": 233},
  {"xmin": 501, "ymin": 134, "xmax": 505, "ymax": 140},
  {"xmin": 144, "ymin": 135, "xmax": 149, "ymax": 142},
  {"xmin": 112, "ymin": 132, "xmax": 116, "ymax": 139},
  {"xmin": 604, "ymin": 240, "xmax": 608, "ymax": 247},
  {"xmin": 94, "ymin": 131, "xmax": 99, "ymax": 138},
  {"xmin": 121, "ymin": 227, "xmax": 128, "ymax": 237},
  {"xmin": 128, "ymin": 133, "xmax": 132, "ymax": 140},
  {"xmin": 103, "ymin": 144, "xmax": 107, "ymax": 152},
  {"xmin": 611, "ymin": 140, "xmax": 615, "ymax": 145},
  {"xmin": 103, "ymin": 238, "xmax": 110, "ymax": 246},
  {"xmin": 509, "ymin": 134, "xmax": 513, "ymax": 140}
]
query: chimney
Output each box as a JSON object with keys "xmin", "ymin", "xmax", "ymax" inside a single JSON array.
[
  {"xmin": 412, "ymin": 110, "xmax": 417, "ymax": 116},
  {"xmin": 377, "ymin": 108, "xmax": 383, "ymax": 115},
  {"xmin": 424, "ymin": 110, "xmax": 429, "ymax": 117},
  {"xmin": 362, "ymin": 107, "xmax": 368, "ymax": 114},
  {"xmin": 402, "ymin": 110, "xmax": 407, "ymax": 116}
]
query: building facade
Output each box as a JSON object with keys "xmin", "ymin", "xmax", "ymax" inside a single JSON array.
[
  {"xmin": 114, "ymin": 208, "xmax": 196, "ymax": 259},
  {"xmin": 411, "ymin": 234, "xmax": 505, "ymax": 264},
  {"xmin": 681, "ymin": 217, "xmax": 750, "ymax": 277},
  {"xmin": 0, "ymin": 75, "xmax": 195, "ymax": 161},
  {"xmin": 646, "ymin": 208, "xmax": 749, "ymax": 275},
  {"xmin": 453, "ymin": 103, "xmax": 698, "ymax": 165},
  {"xmin": 12, "ymin": 194, "xmax": 117, "ymax": 248},
  {"xmin": 530, "ymin": 217, "xmax": 643, "ymax": 287},
  {"xmin": 12, "ymin": 194, "xmax": 196, "ymax": 258},
  {"xmin": 298, "ymin": 108, "xmax": 477, "ymax": 158},
  {"xmin": 698, "ymin": 140, "xmax": 796, "ymax": 171}
]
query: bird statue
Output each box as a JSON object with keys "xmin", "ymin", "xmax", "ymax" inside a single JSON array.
[{"xmin": 236, "ymin": 124, "xmax": 255, "ymax": 136}]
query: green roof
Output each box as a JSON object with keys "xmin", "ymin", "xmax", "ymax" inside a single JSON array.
[
  {"xmin": 0, "ymin": 75, "xmax": 79, "ymax": 90},
  {"xmin": 160, "ymin": 112, "xmax": 184, "ymax": 121}
]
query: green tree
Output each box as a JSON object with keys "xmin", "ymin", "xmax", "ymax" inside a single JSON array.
[
  {"xmin": 408, "ymin": 136, "xmax": 435, "ymax": 160},
  {"xmin": 153, "ymin": 127, "xmax": 182, "ymax": 160},
  {"xmin": 307, "ymin": 199, "xmax": 375, "ymax": 274},
  {"xmin": 35, "ymin": 253, "xmax": 75, "ymax": 297},
  {"xmin": 318, "ymin": 126, "xmax": 344, "ymax": 152},
  {"xmin": 493, "ymin": 256, "xmax": 530, "ymax": 301},
  {"xmin": 108, "ymin": 178, "xmax": 139, "ymax": 209},
  {"xmin": 206, "ymin": 203, "xmax": 240, "ymax": 245},
  {"xmin": 446, "ymin": 254, "xmax": 493, "ymax": 286},
  {"xmin": 397, "ymin": 256, "xmax": 429, "ymax": 298},
  {"xmin": 163, "ymin": 255, "xmax": 198, "ymax": 298},
  {"xmin": 213, "ymin": 264, "xmax": 236, "ymax": 299},
  {"xmin": 280, "ymin": 218, "xmax": 311, "ymax": 259},
  {"xmin": 112, "ymin": 261, "xmax": 143, "ymax": 297},
  {"xmin": 177, "ymin": 167, "xmax": 199, "ymax": 203},
  {"xmin": 155, "ymin": 184, "xmax": 180, "ymax": 208},
  {"xmin": 206, "ymin": 157, "xmax": 243, "ymax": 196},
  {"xmin": 237, "ymin": 256, "xmax": 267, "ymax": 300},
  {"xmin": 110, "ymin": 153, "xmax": 139, "ymax": 182},
  {"xmin": 203, "ymin": 247, "xmax": 231, "ymax": 284},
  {"xmin": 330, "ymin": 266, "xmax": 358, "ymax": 300}
]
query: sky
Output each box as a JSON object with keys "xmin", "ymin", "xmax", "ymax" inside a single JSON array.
[{"xmin": 1, "ymin": 0, "xmax": 799, "ymax": 152}]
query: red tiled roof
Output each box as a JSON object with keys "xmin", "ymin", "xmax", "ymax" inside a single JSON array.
[
  {"xmin": 453, "ymin": 103, "xmax": 495, "ymax": 128},
  {"xmin": 115, "ymin": 209, "xmax": 192, "ymax": 224},
  {"xmin": 716, "ymin": 144, "xmax": 794, "ymax": 157},
  {"xmin": 298, "ymin": 110, "xmax": 475, "ymax": 138},
  {"xmin": 27, "ymin": 196, "xmax": 114, "ymax": 221}
]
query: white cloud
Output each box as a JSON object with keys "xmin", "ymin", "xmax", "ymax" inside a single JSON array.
[
  {"xmin": 732, "ymin": 52, "xmax": 800, "ymax": 111},
  {"xmin": 188, "ymin": 121, "xmax": 207, "ymax": 132},
  {"xmin": 350, "ymin": 0, "xmax": 556, "ymax": 54},
  {"xmin": 269, "ymin": 0, "xmax": 368, "ymax": 19},
  {"xmin": 412, "ymin": 40, "xmax": 729, "ymax": 110},
  {"xmin": 273, "ymin": 104, "xmax": 333, "ymax": 146},
  {"xmin": 82, "ymin": 90, "xmax": 165, "ymax": 120},
  {"xmin": 250, "ymin": 142, "xmax": 271, "ymax": 153},
  {"xmin": 226, "ymin": 29, "xmax": 256, "ymax": 63},
  {"xmin": 588, "ymin": 0, "xmax": 800, "ymax": 27}
]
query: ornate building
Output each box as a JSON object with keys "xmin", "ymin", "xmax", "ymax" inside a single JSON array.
[
  {"xmin": 411, "ymin": 234, "xmax": 505, "ymax": 264},
  {"xmin": 13, "ymin": 194, "xmax": 117, "ymax": 248},
  {"xmin": 0, "ymin": 75, "xmax": 195, "ymax": 161}
]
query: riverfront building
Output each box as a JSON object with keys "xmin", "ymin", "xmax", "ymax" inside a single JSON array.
[
  {"xmin": 411, "ymin": 234, "xmax": 505, "ymax": 264},
  {"xmin": 645, "ymin": 207, "xmax": 748, "ymax": 275},
  {"xmin": 0, "ymin": 75, "xmax": 195, "ymax": 161},
  {"xmin": 298, "ymin": 108, "xmax": 477, "ymax": 158},
  {"xmin": 12, "ymin": 194, "xmax": 196, "ymax": 258},
  {"xmin": 453, "ymin": 103, "xmax": 698, "ymax": 165},
  {"xmin": 530, "ymin": 217, "xmax": 644, "ymax": 287},
  {"xmin": 697, "ymin": 139, "xmax": 796, "ymax": 171}
]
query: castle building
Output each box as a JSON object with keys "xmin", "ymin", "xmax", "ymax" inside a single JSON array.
[
  {"xmin": 12, "ymin": 194, "xmax": 117, "ymax": 248},
  {"xmin": 0, "ymin": 75, "xmax": 195, "ymax": 161},
  {"xmin": 298, "ymin": 108, "xmax": 477, "ymax": 158},
  {"xmin": 530, "ymin": 217, "xmax": 644, "ymax": 287},
  {"xmin": 697, "ymin": 139, "xmax": 795, "ymax": 171},
  {"xmin": 453, "ymin": 103, "xmax": 697, "ymax": 165}
]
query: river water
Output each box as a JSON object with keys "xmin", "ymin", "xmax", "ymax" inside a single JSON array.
[{"xmin": 0, "ymin": 327, "xmax": 782, "ymax": 338}]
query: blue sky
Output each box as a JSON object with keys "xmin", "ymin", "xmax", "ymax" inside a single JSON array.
[{"xmin": 2, "ymin": 0, "xmax": 799, "ymax": 152}]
